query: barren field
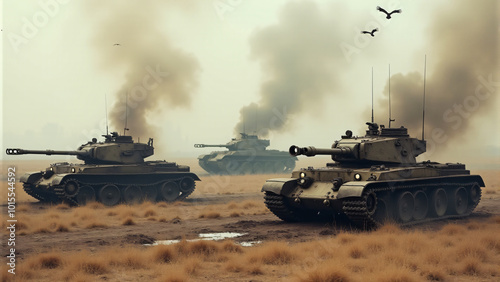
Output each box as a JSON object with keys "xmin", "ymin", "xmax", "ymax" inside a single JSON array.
[{"xmin": 1, "ymin": 160, "xmax": 499, "ymax": 281}]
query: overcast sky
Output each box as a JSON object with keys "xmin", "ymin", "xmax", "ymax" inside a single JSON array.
[{"xmin": 2, "ymin": 0, "xmax": 499, "ymax": 168}]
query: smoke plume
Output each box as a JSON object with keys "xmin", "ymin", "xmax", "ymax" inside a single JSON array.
[
  {"xmin": 376, "ymin": 0, "xmax": 498, "ymax": 145},
  {"xmin": 234, "ymin": 1, "xmax": 346, "ymax": 137},
  {"xmin": 87, "ymin": 1, "xmax": 200, "ymax": 139}
]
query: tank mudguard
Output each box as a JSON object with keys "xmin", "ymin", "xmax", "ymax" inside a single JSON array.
[
  {"xmin": 20, "ymin": 172, "xmax": 43, "ymax": 184},
  {"xmin": 261, "ymin": 178, "xmax": 298, "ymax": 195},
  {"xmin": 337, "ymin": 181, "xmax": 373, "ymax": 199},
  {"xmin": 51, "ymin": 174, "xmax": 71, "ymax": 186}
]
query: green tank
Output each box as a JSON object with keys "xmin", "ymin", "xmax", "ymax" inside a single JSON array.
[
  {"xmin": 194, "ymin": 133, "xmax": 297, "ymax": 175},
  {"xmin": 6, "ymin": 132, "xmax": 199, "ymax": 206},
  {"xmin": 262, "ymin": 122, "xmax": 484, "ymax": 228}
]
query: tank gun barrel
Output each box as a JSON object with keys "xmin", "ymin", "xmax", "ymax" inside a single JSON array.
[
  {"xmin": 194, "ymin": 144, "xmax": 229, "ymax": 148},
  {"xmin": 289, "ymin": 146, "xmax": 352, "ymax": 157},
  {"xmin": 6, "ymin": 148, "xmax": 89, "ymax": 156}
]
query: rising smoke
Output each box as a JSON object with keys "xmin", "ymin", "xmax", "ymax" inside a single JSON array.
[
  {"xmin": 376, "ymin": 0, "xmax": 498, "ymax": 146},
  {"xmin": 87, "ymin": 1, "xmax": 200, "ymax": 139},
  {"xmin": 234, "ymin": 1, "xmax": 348, "ymax": 137}
]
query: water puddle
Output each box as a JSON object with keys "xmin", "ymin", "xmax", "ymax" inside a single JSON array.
[{"xmin": 145, "ymin": 232, "xmax": 261, "ymax": 247}]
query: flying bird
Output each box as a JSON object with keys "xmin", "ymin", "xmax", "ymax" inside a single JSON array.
[
  {"xmin": 376, "ymin": 6, "xmax": 402, "ymax": 19},
  {"xmin": 361, "ymin": 28, "xmax": 378, "ymax": 37},
  {"xmin": 113, "ymin": 43, "xmax": 121, "ymax": 46}
]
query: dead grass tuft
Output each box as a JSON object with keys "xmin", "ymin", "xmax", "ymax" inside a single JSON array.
[
  {"xmin": 38, "ymin": 252, "xmax": 63, "ymax": 269},
  {"xmin": 55, "ymin": 223, "xmax": 70, "ymax": 232},
  {"xmin": 457, "ymin": 257, "xmax": 484, "ymax": 275},
  {"xmin": 248, "ymin": 242, "xmax": 296, "ymax": 265},
  {"xmin": 230, "ymin": 212, "xmax": 240, "ymax": 217},
  {"xmin": 144, "ymin": 208, "xmax": 157, "ymax": 217},
  {"xmin": 182, "ymin": 257, "xmax": 201, "ymax": 275},
  {"xmin": 153, "ymin": 245, "xmax": 176, "ymax": 263},
  {"xmin": 157, "ymin": 267, "xmax": 188, "ymax": 282},
  {"xmin": 198, "ymin": 211, "xmax": 221, "ymax": 219},
  {"xmin": 85, "ymin": 220, "xmax": 107, "ymax": 229},
  {"xmin": 221, "ymin": 240, "xmax": 243, "ymax": 253},
  {"xmin": 122, "ymin": 217, "xmax": 136, "ymax": 225},
  {"xmin": 299, "ymin": 264, "xmax": 351, "ymax": 282}
]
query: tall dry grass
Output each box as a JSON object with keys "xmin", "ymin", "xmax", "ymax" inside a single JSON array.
[{"xmin": 8, "ymin": 216, "xmax": 500, "ymax": 281}]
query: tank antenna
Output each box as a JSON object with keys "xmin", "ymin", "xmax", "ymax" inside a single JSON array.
[
  {"xmin": 371, "ymin": 67, "xmax": 374, "ymax": 123},
  {"xmin": 124, "ymin": 92, "xmax": 129, "ymax": 135},
  {"xmin": 421, "ymin": 55, "xmax": 427, "ymax": 140},
  {"xmin": 105, "ymin": 93, "xmax": 109, "ymax": 135},
  {"xmin": 388, "ymin": 64, "xmax": 394, "ymax": 128}
]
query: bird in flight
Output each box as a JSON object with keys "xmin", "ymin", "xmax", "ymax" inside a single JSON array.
[
  {"xmin": 113, "ymin": 43, "xmax": 121, "ymax": 46},
  {"xmin": 377, "ymin": 6, "xmax": 402, "ymax": 19},
  {"xmin": 361, "ymin": 28, "xmax": 378, "ymax": 37}
]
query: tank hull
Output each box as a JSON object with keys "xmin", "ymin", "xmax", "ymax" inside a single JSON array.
[
  {"xmin": 198, "ymin": 150, "xmax": 296, "ymax": 175},
  {"xmin": 262, "ymin": 162, "xmax": 484, "ymax": 228},
  {"xmin": 21, "ymin": 161, "xmax": 200, "ymax": 206}
]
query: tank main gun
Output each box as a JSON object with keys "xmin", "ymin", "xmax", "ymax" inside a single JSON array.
[
  {"xmin": 6, "ymin": 148, "xmax": 90, "ymax": 157},
  {"xmin": 289, "ymin": 146, "xmax": 352, "ymax": 157},
  {"xmin": 194, "ymin": 144, "xmax": 231, "ymax": 149}
]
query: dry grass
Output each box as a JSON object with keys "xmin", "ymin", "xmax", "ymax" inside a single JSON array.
[{"xmin": 12, "ymin": 220, "xmax": 500, "ymax": 281}]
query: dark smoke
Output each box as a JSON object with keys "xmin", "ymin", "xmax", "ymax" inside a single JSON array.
[
  {"xmin": 234, "ymin": 1, "xmax": 346, "ymax": 137},
  {"xmin": 376, "ymin": 0, "xmax": 498, "ymax": 146},
  {"xmin": 87, "ymin": 1, "xmax": 200, "ymax": 139}
]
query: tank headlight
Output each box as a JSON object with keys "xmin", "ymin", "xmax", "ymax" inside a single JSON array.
[
  {"xmin": 71, "ymin": 168, "xmax": 76, "ymax": 173},
  {"xmin": 50, "ymin": 167, "xmax": 53, "ymax": 171},
  {"xmin": 354, "ymin": 173, "xmax": 362, "ymax": 181},
  {"xmin": 300, "ymin": 172, "xmax": 306, "ymax": 178}
]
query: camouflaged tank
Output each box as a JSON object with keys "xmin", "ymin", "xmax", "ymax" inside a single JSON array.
[
  {"xmin": 194, "ymin": 133, "xmax": 297, "ymax": 175},
  {"xmin": 6, "ymin": 132, "xmax": 199, "ymax": 206},
  {"xmin": 262, "ymin": 122, "xmax": 484, "ymax": 228}
]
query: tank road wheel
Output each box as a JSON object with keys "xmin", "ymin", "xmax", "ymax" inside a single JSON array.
[
  {"xmin": 142, "ymin": 186, "xmax": 158, "ymax": 203},
  {"xmin": 64, "ymin": 180, "xmax": 80, "ymax": 198},
  {"xmin": 99, "ymin": 184, "xmax": 121, "ymax": 206},
  {"xmin": 123, "ymin": 185, "xmax": 143, "ymax": 205},
  {"xmin": 160, "ymin": 182, "xmax": 180, "ymax": 202},
  {"xmin": 451, "ymin": 187, "xmax": 468, "ymax": 215},
  {"xmin": 396, "ymin": 191, "xmax": 414, "ymax": 223},
  {"xmin": 76, "ymin": 186, "xmax": 96, "ymax": 206},
  {"xmin": 179, "ymin": 177, "xmax": 195, "ymax": 193},
  {"xmin": 469, "ymin": 184, "xmax": 481, "ymax": 205},
  {"xmin": 413, "ymin": 190, "xmax": 429, "ymax": 221},
  {"xmin": 431, "ymin": 188, "xmax": 448, "ymax": 217}
]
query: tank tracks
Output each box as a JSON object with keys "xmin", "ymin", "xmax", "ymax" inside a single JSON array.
[
  {"xmin": 25, "ymin": 177, "xmax": 197, "ymax": 207},
  {"xmin": 342, "ymin": 181, "xmax": 482, "ymax": 229},
  {"xmin": 265, "ymin": 180, "xmax": 482, "ymax": 229},
  {"xmin": 200, "ymin": 160, "xmax": 296, "ymax": 175}
]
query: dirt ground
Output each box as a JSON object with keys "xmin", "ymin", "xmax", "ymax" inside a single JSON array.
[{"xmin": 1, "ymin": 160, "xmax": 499, "ymax": 281}]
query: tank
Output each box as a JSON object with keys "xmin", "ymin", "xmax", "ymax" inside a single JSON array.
[
  {"xmin": 6, "ymin": 132, "xmax": 200, "ymax": 206},
  {"xmin": 194, "ymin": 133, "xmax": 297, "ymax": 175},
  {"xmin": 262, "ymin": 122, "xmax": 484, "ymax": 228}
]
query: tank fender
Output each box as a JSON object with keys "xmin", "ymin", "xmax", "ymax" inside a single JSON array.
[
  {"xmin": 20, "ymin": 172, "xmax": 43, "ymax": 184},
  {"xmin": 336, "ymin": 181, "xmax": 374, "ymax": 199},
  {"xmin": 261, "ymin": 178, "xmax": 298, "ymax": 195},
  {"xmin": 51, "ymin": 174, "xmax": 72, "ymax": 186}
]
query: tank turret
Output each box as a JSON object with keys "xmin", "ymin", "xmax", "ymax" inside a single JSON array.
[
  {"xmin": 289, "ymin": 122, "xmax": 426, "ymax": 165},
  {"xmin": 6, "ymin": 132, "xmax": 154, "ymax": 165}
]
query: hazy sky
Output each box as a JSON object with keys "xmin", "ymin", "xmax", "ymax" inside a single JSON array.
[{"xmin": 2, "ymin": 0, "xmax": 499, "ymax": 168}]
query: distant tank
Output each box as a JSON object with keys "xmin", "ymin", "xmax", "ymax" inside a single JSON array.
[
  {"xmin": 262, "ymin": 122, "xmax": 484, "ymax": 228},
  {"xmin": 194, "ymin": 133, "xmax": 297, "ymax": 175},
  {"xmin": 6, "ymin": 132, "xmax": 199, "ymax": 206}
]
